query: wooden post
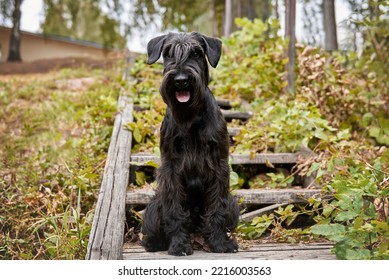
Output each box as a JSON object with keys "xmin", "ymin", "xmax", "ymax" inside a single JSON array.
[
  {"xmin": 285, "ymin": 0, "xmax": 296, "ymax": 95},
  {"xmin": 323, "ymin": 0, "xmax": 338, "ymax": 51},
  {"xmin": 86, "ymin": 95, "xmax": 133, "ymax": 260},
  {"xmin": 211, "ymin": 0, "xmax": 219, "ymax": 37},
  {"xmin": 224, "ymin": 0, "xmax": 233, "ymax": 37}
]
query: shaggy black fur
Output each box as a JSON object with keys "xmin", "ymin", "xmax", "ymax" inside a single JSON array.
[{"xmin": 141, "ymin": 32, "xmax": 239, "ymax": 256}]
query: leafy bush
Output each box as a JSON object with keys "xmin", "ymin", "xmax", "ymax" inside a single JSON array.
[
  {"xmin": 309, "ymin": 148, "xmax": 389, "ymax": 259},
  {"xmin": 211, "ymin": 18, "xmax": 287, "ymax": 101}
]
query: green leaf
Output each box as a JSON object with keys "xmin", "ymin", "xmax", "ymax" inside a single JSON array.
[
  {"xmin": 335, "ymin": 210, "xmax": 358, "ymax": 222},
  {"xmin": 144, "ymin": 160, "xmax": 159, "ymax": 168},
  {"xmin": 322, "ymin": 204, "xmax": 334, "ymax": 218},
  {"xmin": 334, "ymin": 193, "xmax": 353, "ymax": 211},
  {"xmin": 310, "ymin": 224, "xmax": 346, "ymax": 241},
  {"xmin": 344, "ymin": 249, "xmax": 371, "ymax": 260},
  {"xmin": 313, "ymin": 129, "xmax": 329, "ymax": 140},
  {"xmin": 353, "ymin": 216, "xmax": 364, "ymax": 229},
  {"xmin": 133, "ymin": 127, "xmax": 142, "ymax": 143},
  {"xmin": 84, "ymin": 172, "xmax": 98, "ymax": 179},
  {"xmin": 378, "ymin": 241, "xmax": 389, "ymax": 254},
  {"xmin": 265, "ymin": 159, "xmax": 275, "ymax": 168},
  {"xmin": 135, "ymin": 171, "xmax": 146, "ymax": 186},
  {"xmin": 230, "ymin": 173, "xmax": 239, "ymax": 186},
  {"xmin": 307, "ymin": 162, "xmax": 321, "ymax": 176}
]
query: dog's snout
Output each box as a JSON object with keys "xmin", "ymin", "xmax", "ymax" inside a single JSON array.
[{"xmin": 174, "ymin": 73, "xmax": 189, "ymax": 89}]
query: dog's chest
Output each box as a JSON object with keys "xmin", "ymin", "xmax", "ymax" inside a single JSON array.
[{"xmin": 175, "ymin": 127, "xmax": 212, "ymax": 157}]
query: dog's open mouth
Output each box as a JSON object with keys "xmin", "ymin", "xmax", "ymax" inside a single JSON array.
[{"xmin": 175, "ymin": 90, "xmax": 191, "ymax": 103}]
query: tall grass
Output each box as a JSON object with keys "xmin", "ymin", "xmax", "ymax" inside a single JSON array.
[{"xmin": 0, "ymin": 64, "xmax": 124, "ymax": 259}]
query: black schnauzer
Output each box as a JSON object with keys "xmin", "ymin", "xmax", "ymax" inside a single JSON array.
[{"xmin": 141, "ymin": 32, "xmax": 239, "ymax": 256}]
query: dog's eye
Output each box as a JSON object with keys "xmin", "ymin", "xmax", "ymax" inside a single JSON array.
[
  {"xmin": 163, "ymin": 50, "xmax": 174, "ymax": 59},
  {"xmin": 191, "ymin": 51, "xmax": 201, "ymax": 58}
]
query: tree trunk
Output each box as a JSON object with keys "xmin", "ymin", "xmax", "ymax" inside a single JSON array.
[
  {"xmin": 323, "ymin": 0, "xmax": 338, "ymax": 51},
  {"xmin": 8, "ymin": 0, "xmax": 22, "ymax": 62},
  {"xmin": 261, "ymin": 0, "xmax": 271, "ymax": 22},
  {"xmin": 211, "ymin": 0, "xmax": 219, "ymax": 37},
  {"xmin": 285, "ymin": 0, "xmax": 296, "ymax": 94},
  {"xmin": 224, "ymin": 0, "xmax": 233, "ymax": 37},
  {"xmin": 247, "ymin": 0, "xmax": 256, "ymax": 20}
]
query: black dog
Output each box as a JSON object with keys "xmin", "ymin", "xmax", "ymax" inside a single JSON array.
[{"xmin": 141, "ymin": 32, "xmax": 239, "ymax": 256}]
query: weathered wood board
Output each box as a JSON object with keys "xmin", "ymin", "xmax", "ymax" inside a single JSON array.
[
  {"xmin": 125, "ymin": 189, "xmax": 321, "ymax": 206},
  {"xmin": 130, "ymin": 152, "xmax": 299, "ymax": 166},
  {"xmin": 123, "ymin": 243, "xmax": 335, "ymax": 260},
  {"xmin": 221, "ymin": 109, "xmax": 252, "ymax": 121},
  {"xmin": 86, "ymin": 95, "xmax": 133, "ymax": 260}
]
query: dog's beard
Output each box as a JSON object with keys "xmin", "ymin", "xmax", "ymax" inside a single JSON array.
[
  {"xmin": 160, "ymin": 73, "xmax": 206, "ymax": 127},
  {"xmin": 161, "ymin": 70, "xmax": 203, "ymax": 108}
]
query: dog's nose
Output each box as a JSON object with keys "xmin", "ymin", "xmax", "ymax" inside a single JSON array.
[{"xmin": 174, "ymin": 73, "xmax": 189, "ymax": 89}]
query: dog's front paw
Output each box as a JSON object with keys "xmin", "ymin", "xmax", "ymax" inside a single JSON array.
[
  {"xmin": 223, "ymin": 239, "xmax": 239, "ymax": 253},
  {"xmin": 208, "ymin": 238, "xmax": 238, "ymax": 253},
  {"xmin": 168, "ymin": 242, "xmax": 193, "ymax": 256}
]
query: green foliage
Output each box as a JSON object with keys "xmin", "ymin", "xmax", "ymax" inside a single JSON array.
[
  {"xmin": 211, "ymin": 18, "xmax": 287, "ymax": 101},
  {"xmin": 125, "ymin": 57, "xmax": 164, "ymax": 154},
  {"xmin": 249, "ymin": 172, "xmax": 294, "ymax": 189},
  {"xmin": 0, "ymin": 64, "xmax": 122, "ymax": 259},
  {"xmin": 309, "ymin": 149, "xmax": 389, "ymax": 260},
  {"xmin": 42, "ymin": 0, "xmax": 126, "ymax": 49},
  {"xmin": 233, "ymin": 97, "xmax": 345, "ymax": 153},
  {"xmin": 237, "ymin": 205, "xmax": 313, "ymax": 243},
  {"xmin": 345, "ymin": 0, "xmax": 389, "ymax": 82},
  {"xmin": 238, "ymin": 214, "xmax": 273, "ymax": 240}
]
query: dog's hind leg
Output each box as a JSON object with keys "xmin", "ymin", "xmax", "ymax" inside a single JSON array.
[
  {"xmin": 203, "ymin": 198, "xmax": 239, "ymax": 253},
  {"xmin": 203, "ymin": 164, "xmax": 239, "ymax": 253},
  {"xmin": 141, "ymin": 195, "xmax": 169, "ymax": 252},
  {"xmin": 163, "ymin": 203, "xmax": 193, "ymax": 256}
]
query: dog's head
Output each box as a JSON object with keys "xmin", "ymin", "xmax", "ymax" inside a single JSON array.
[{"xmin": 146, "ymin": 32, "xmax": 222, "ymax": 112}]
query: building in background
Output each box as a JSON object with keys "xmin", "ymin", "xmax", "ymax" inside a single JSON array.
[{"xmin": 0, "ymin": 25, "xmax": 120, "ymax": 62}]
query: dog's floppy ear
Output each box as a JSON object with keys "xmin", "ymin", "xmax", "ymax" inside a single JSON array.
[
  {"xmin": 200, "ymin": 34, "xmax": 222, "ymax": 68},
  {"xmin": 147, "ymin": 34, "xmax": 167, "ymax": 64}
]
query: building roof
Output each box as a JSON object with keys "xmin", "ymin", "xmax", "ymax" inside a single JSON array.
[{"xmin": 0, "ymin": 25, "xmax": 107, "ymax": 50}]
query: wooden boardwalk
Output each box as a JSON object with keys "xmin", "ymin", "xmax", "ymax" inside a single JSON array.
[{"xmin": 86, "ymin": 72, "xmax": 335, "ymax": 260}]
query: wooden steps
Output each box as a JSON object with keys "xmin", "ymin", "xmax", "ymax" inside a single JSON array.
[{"xmin": 86, "ymin": 76, "xmax": 331, "ymax": 259}]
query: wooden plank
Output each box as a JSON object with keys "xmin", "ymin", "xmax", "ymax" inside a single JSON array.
[
  {"xmin": 228, "ymin": 127, "xmax": 241, "ymax": 136},
  {"xmin": 130, "ymin": 152, "xmax": 298, "ymax": 166},
  {"xmin": 235, "ymin": 189, "xmax": 321, "ymax": 204},
  {"xmin": 221, "ymin": 109, "xmax": 252, "ymax": 121},
  {"xmin": 240, "ymin": 203, "xmax": 288, "ymax": 222},
  {"xmin": 230, "ymin": 153, "xmax": 297, "ymax": 164},
  {"xmin": 216, "ymin": 99, "xmax": 233, "ymax": 109},
  {"xmin": 216, "ymin": 98, "xmax": 241, "ymax": 109},
  {"xmin": 122, "ymin": 243, "xmax": 335, "ymax": 260},
  {"xmin": 126, "ymin": 189, "xmax": 321, "ymax": 206},
  {"xmin": 86, "ymin": 95, "xmax": 133, "ymax": 260}
]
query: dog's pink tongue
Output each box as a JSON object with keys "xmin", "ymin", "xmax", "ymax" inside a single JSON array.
[{"xmin": 176, "ymin": 91, "xmax": 190, "ymax": 103}]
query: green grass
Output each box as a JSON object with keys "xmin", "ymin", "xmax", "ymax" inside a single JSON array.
[{"xmin": 0, "ymin": 64, "xmax": 124, "ymax": 259}]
